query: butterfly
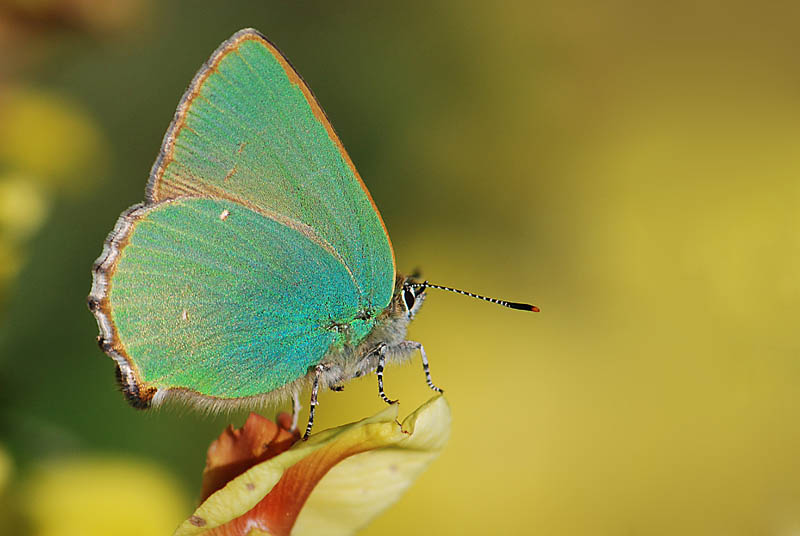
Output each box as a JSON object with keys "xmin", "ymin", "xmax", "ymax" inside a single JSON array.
[{"xmin": 88, "ymin": 28, "xmax": 538, "ymax": 439}]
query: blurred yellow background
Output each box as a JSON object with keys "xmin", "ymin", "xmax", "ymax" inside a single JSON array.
[{"xmin": 1, "ymin": 1, "xmax": 799, "ymax": 534}]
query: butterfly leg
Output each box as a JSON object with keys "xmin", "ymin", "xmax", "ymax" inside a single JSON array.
[
  {"xmin": 402, "ymin": 340, "xmax": 444, "ymax": 394},
  {"xmin": 376, "ymin": 344, "xmax": 397, "ymax": 405},
  {"xmin": 303, "ymin": 364, "xmax": 324, "ymax": 440},
  {"xmin": 290, "ymin": 390, "xmax": 301, "ymax": 432}
]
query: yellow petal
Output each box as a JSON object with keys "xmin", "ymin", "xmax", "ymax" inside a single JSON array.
[
  {"xmin": 22, "ymin": 457, "xmax": 189, "ymax": 536},
  {"xmin": 0, "ymin": 87, "xmax": 108, "ymax": 192},
  {"xmin": 0, "ymin": 174, "xmax": 50, "ymax": 241}
]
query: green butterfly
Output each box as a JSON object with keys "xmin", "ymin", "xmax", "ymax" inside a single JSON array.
[{"xmin": 89, "ymin": 29, "xmax": 537, "ymax": 438}]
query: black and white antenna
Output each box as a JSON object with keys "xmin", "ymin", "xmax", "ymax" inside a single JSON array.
[{"xmin": 407, "ymin": 281, "xmax": 539, "ymax": 312}]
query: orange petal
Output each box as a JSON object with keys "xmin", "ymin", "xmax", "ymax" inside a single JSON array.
[
  {"xmin": 201, "ymin": 413, "xmax": 299, "ymax": 502},
  {"xmin": 208, "ymin": 422, "xmax": 395, "ymax": 536}
]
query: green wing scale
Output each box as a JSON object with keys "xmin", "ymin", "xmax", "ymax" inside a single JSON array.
[
  {"xmin": 90, "ymin": 29, "xmax": 395, "ymax": 407},
  {"xmin": 149, "ymin": 30, "xmax": 394, "ymax": 305}
]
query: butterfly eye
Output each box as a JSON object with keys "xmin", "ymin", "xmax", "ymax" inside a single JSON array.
[{"xmin": 402, "ymin": 288, "xmax": 416, "ymax": 313}]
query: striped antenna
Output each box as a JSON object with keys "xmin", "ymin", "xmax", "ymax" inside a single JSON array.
[{"xmin": 408, "ymin": 281, "xmax": 540, "ymax": 312}]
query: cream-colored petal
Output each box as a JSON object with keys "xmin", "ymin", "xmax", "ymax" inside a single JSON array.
[{"xmin": 293, "ymin": 396, "xmax": 451, "ymax": 536}]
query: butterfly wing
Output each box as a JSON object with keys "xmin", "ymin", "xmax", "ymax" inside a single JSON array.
[
  {"xmin": 92, "ymin": 198, "xmax": 364, "ymax": 405},
  {"xmin": 148, "ymin": 29, "xmax": 395, "ymax": 311},
  {"xmin": 90, "ymin": 29, "xmax": 395, "ymax": 406}
]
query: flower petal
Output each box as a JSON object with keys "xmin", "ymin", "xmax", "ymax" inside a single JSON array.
[
  {"xmin": 22, "ymin": 457, "xmax": 188, "ymax": 536},
  {"xmin": 201, "ymin": 413, "xmax": 299, "ymax": 502},
  {"xmin": 175, "ymin": 396, "xmax": 450, "ymax": 536},
  {"xmin": 294, "ymin": 395, "xmax": 451, "ymax": 536}
]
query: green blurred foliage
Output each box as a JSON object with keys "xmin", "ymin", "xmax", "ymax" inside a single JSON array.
[{"xmin": 0, "ymin": 1, "xmax": 799, "ymax": 534}]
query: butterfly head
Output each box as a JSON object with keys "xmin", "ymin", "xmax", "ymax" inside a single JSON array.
[
  {"xmin": 401, "ymin": 278, "xmax": 540, "ymax": 313},
  {"xmin": 388, "ymin": 275, "xmax": 427, "ymax": 320},
  {"xmin": 387, "ymin": 273, "xmax": 539, "ymax": 324},
  {"xmin": 401, "ymin": 277, "xmax": 427, "ymax": 319}
]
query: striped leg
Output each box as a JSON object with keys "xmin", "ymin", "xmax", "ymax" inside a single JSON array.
[
  {"xmin": 303, "ymin": 364, "xmax": 324, "ymax": 440},
  {"xmin": 404, "ymin": 340, "xmax": 444, "ymax": 394},
  {"xmin": 290, "ymin": 390, "xmax": 301, "ymax": 433},
  {"xmin": 376, "ymin": 345, "xmax": 397, "ymax": 405}
]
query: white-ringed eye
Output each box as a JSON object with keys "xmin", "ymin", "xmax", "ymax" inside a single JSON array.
[{"xmin": 402, "ymin": 288, "xmax": 416, "ymax": 313}]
